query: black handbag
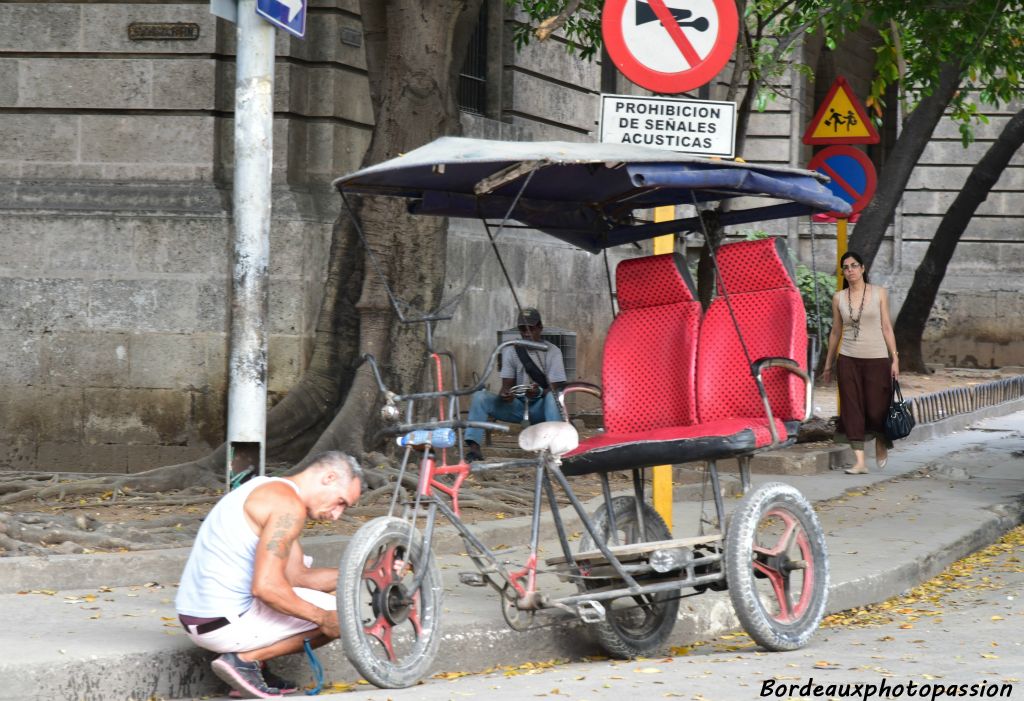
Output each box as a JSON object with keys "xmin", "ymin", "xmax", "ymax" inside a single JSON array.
[{"xmin": 884, "ymin": 379, "xmax": 916, "ymax": 441}]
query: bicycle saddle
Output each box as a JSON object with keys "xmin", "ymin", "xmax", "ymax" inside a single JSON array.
[{"xmin": 518, "ymin": 421, "xmax": 579, "ymax": 457}]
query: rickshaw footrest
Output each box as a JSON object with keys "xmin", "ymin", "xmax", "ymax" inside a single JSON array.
[{"xmin": 577, "ymin": 600, "xmax": 606, "ymax": 623}]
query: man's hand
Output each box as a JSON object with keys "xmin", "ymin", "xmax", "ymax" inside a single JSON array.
[
  {"xmin": 499, "ymin": 387, "xmax": 514, "ymax": 402},
  {"xmin": 317, "ymin": 608, "xmax": 340, "ymax": 638},
  {"xmin": 524, "ymin": 383, "xmax": 542, "ymax": 399}
]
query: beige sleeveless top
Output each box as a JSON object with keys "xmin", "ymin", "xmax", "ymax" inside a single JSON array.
[{"xmin": 837, "ymin": 284, "xmax": 888, "ymax": 359}]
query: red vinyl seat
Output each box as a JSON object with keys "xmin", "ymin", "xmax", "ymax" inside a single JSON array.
[{"xmin": 562, "ymin": 238, "xmax": 808, "ymax": 477}]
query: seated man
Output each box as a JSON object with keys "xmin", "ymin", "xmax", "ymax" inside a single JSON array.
[
  {"xmin": 464, "ymin": 307, "xmax": 567, "ymax": 461},
  {"xmin": 175, "ymin": 451, "xmax": 362, "ymax": 699}
]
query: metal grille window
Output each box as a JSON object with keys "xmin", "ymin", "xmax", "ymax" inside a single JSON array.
[{"xmin": 457, "ymin": 2, "xmax": 488, "ymax": 115}]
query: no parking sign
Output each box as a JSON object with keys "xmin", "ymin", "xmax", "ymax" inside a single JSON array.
[{"xmin": 806, "ymin": 146, "xmax": 877, "ymax": 218}]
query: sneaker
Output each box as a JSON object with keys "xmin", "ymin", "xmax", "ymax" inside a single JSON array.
[
  {"xmin": 228, "ymin": 664, "xmax": 297, "ymax": 697},
  {"xmin": 464, "ymin": 441, "xmax": 484, "ymax": 462},
  {"xmin": 211, "ymin": 652, "xmax": 283, "ymax": 699}
]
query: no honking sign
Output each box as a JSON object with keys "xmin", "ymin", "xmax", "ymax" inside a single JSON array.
[{"xmin": 602, "ymin": 0, "xmax": 739, "ymax": 94}]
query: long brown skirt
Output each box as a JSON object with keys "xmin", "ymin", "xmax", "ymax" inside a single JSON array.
[{"xmin": 836, "ymin": 354, "xmax": 893, "ymax": 450}]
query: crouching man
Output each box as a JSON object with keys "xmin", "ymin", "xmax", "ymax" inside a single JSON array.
[{"xmin": 175, "ymin": 451, "xmax": 362, "ymax": 698}]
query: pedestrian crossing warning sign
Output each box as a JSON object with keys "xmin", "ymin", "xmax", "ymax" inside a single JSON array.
[{"xmin": 802, "ymin": 76, "xmax": 880, "ymax": 145}]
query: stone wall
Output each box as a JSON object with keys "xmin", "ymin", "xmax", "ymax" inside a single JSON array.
[
  {"xmin": 0, "ymin": 0, "xmax": 371, "ymax": 472},
  {"xmin": 1, "ymin": 2, "xmax": 1021, "ymax": 472}
]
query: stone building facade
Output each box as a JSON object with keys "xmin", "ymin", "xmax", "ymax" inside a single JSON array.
[{"xmin": 0, "ymin": 1, "xmax": 1021, "ymax": 472}]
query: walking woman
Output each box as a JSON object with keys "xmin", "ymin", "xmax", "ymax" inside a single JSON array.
[{"xmin": 821, "ymin": 251, "xmax": 900, "ymax": 474}]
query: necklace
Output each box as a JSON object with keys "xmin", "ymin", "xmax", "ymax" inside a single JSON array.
[{"xmin": 847, "ymin": 285, "xmax": 867, "ymax": 339}]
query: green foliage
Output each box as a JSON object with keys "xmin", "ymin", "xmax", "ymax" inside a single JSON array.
[
  {"xmin": 797, "ymin": 266, "xmax": 836, "ymax": 341},
  {"xmin": 506, "ymin": 0, "xmax": 603, "ymax": 60},
  {"xmin": 506, "ymin": 0, "xmax": 866, "ymax": 90},
  {"xmin": 866, "ymin": 0, "xmax": 1024, "ymax": 145},
  {"xmin": 507, "ymin": 0, "xmax": 1024, "ymax": 150}
]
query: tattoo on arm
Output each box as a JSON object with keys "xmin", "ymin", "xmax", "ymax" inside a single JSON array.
[{"xmin": 265, "ymin": 512, "xmax": 297, "ymax": 560}]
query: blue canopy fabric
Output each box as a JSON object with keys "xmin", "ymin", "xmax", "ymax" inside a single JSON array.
[{"xmin": 333, "ymin": 137, "xmax": 851, "ymax": 253}]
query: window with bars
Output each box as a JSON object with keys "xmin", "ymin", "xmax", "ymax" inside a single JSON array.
[{"xmin": 457, "ymin": 2, "xmax": 488, "ymax": 115}]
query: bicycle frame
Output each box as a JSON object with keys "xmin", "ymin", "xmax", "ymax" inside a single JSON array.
[{"xmin": 378, "ymin": 346, "xmax": 738, "ymax": 618}]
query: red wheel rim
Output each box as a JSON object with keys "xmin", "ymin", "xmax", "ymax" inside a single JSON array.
[
  {"xmin": 751, "ymin": 507, "xmax": 815, "ymax": 623},
  {"xmin": 361, "ymin": 542, "xmax": 423, "ymax": 661}
]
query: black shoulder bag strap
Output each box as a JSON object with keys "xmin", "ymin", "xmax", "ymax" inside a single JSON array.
[{"xmin": 514, "ymin": 345, "xmax": 550, "ymax": 390}]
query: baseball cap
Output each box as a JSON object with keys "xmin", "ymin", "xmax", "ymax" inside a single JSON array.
[{"xmin": 516, "ymin": 307, "xmax": 542, "ymax": 327}]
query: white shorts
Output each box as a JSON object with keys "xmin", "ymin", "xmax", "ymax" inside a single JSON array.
[{"xmin": 183, "ymin": 587, "xmax": 336, "ymax": 654}]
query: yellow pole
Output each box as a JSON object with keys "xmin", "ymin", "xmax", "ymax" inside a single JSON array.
[
  {"xmin": 835, "ymin": 218, "xmax": 848, "ymax": 292},
  {"xmin": 835, "ymin": 218, "xmax": 848, "ymax": 411},
  {"xmin": 652, "ymin": 206, "xmax": 674, "ymax": 531}
]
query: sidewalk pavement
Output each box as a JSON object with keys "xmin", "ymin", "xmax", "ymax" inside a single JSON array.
[{"xmin": 2, "ymin": 399, "xmax": 1023, "ymax": 701}]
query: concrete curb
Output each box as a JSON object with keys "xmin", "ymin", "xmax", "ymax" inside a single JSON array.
[{"xmin": 827, "ymin": 494, "xmax": 1024, "ymax": 613}]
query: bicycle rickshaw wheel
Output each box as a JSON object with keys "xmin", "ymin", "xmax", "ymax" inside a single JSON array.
[
  {"xmin": 336, "ymin": 516, "xmax": 443, "ymax": 688},
  {"xmin": 578, "ymin": 496, "xmax": 680, "ymax": 658},
  {"xmin": 725, "ymin": 482, "xmax": 829, "ymax": 651}
]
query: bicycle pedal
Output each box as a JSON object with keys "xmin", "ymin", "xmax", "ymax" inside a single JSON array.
[
  {"xmin": 458, "ymin": 572, "xmax": 488, "ymax": 587},
  {"xmin": 576, "ymin": 599, "xmax": 606, "ymax": 624}
]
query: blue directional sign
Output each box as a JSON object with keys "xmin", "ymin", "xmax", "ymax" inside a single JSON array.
[{"xmin": 256, "ymin": 0, "xmax": 306, "ymax": 38}]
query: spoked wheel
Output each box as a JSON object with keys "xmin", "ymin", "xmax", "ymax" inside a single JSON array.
[
  {"xmin": 578, "ymin": 496, "xmax": 680, "ymax": 658},
  {"xmin": 336, "ymin": 517, "xmax": 443, "ymax": 688},
  {"xmin": 725, "ymin": 482, "xmax": 829, "ymax": 651}
]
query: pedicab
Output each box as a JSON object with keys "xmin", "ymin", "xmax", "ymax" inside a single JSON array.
[{"xmin": 330, "ymin": 137, "xmax": 850, "ymax": 688}]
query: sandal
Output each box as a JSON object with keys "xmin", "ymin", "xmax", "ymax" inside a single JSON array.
[
  {"xmin": 876, "ymin": 442, "xmax": 888, "ymax": 470},
  {"xmin": 844, "ymin": 466, "xmax": 869, "ymax": 475}
]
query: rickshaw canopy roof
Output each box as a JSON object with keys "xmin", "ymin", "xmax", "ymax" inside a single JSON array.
[{"xmin": 333, "ymin": 137, "xmax": 851, "ymax": 254}]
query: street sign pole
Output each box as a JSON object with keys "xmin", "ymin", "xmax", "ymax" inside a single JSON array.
[
  {"xmin": 652, "ymin": 206, "xmax": 675, "ymax": 531},
  {"xmin": 226, "ymin": 0, "xmax": 275, "ymax": 489},
  {"xmin": 600, "ymin": 0, "xmax": 739, "ymax": 530}
]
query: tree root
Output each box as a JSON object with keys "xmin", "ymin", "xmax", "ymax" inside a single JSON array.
[{"xmin": 0, "ymin": 463, "xmax": 221, "ymax": 506}]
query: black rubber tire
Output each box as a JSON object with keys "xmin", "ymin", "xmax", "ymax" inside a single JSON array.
[
  {"xmin": 336, "ymin": 517, "xmax": 443, "ymax": 689},
  {"xmin": 578, "ymin": 496, "xmax": 681, "ymax": 658},
  {"xmin": 725, "ymin": 482, "xmax": 829, "ymax": 651}
]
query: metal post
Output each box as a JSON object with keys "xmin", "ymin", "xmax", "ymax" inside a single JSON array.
[
  {"xmin": 651, "ymin": 206, "xmax": 674, "ymax": 531},
  {"xmin": 835, "ymin": 218, "xmax": 848, "ymax": 413},
  {"xmin": 226, "ymin": 0, "xmax": 275, "ymax": 489}
]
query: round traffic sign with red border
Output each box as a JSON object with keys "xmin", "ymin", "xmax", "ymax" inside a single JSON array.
[
  {"xmin": 602, "ymin": 0, "xmax": 739, "ymax": 94},
  {"xmin": 807, "ymin": 145, "xmax": 877, "ymax": 218}
]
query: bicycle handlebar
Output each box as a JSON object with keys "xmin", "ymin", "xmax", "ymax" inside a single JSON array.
[{"xmin": 362, "ymin": 339, "xmax": 548, "ymax": 403}]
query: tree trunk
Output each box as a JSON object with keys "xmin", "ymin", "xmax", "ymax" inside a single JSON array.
[
  {"xmin": 281, "ymin": 0, "xmax": 483, "ymax": 466},
  {"xmin": 849, "ymin": 61, "xmax": 963, "ymax": 268},
  {"xmin": 894, "ymin": 107, "xmax": 1024, "ymax": 372}
]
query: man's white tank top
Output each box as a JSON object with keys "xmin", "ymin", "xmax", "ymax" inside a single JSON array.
[{"xmin": 175, "ymin": 476, "xmax": 301, "ymax": 617}]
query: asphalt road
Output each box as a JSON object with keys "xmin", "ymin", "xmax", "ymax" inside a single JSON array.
[{"xmin": 213, "ymin": 526, "xmax": 1024, "ymax": 701}]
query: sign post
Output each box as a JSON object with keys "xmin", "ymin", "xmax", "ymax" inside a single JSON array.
[
  {"xmin": 802, "ymin": 76, "xmax": 880, "ymax": 284},
  {"xmin": 601, "ymin": 0, "xmax": 740, "ymax": 530},
  {"xmin": 651, "ymin": 207, "xmax": 675, "ymax": 529},
  {"xmin": 802, "ymin": 76, "xmax": 879, "ymax": 408},
  {"xmin": 226, "ymin": 0, "xmax": 276, "ymax": 489}
]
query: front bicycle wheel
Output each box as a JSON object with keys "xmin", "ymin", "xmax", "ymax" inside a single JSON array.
[
  {"xmin": 725, "ymin": 482, "xmax": 829, "ymax": 651},
  {"xmin": 336, "ymin": 516, "xmax": 443, "ymax": 688},
  {"xmin": 578, "ymin": 496, "xmax": 680, "ymax": 658}
]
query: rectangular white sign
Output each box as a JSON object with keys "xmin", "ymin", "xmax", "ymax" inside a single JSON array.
[{"xmin": 599, "ymin": 94, "xmax": 737, "ymax": 159}]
